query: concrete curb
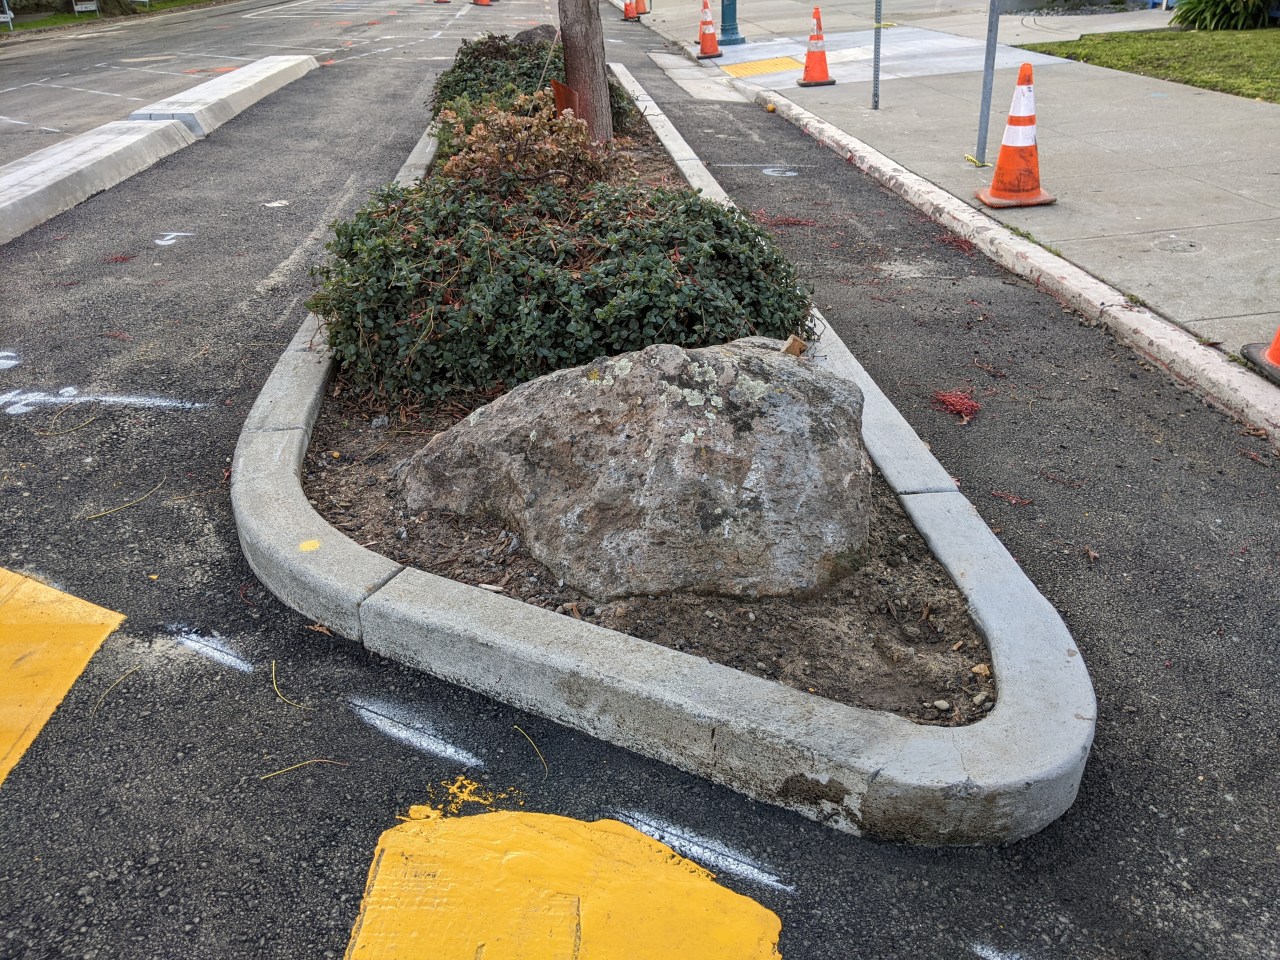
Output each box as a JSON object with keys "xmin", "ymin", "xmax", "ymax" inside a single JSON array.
[
  {"xmin": 1, "ymin": 55, "xmax": 321, "ymax": 246},
  {"xmin": 129, "ymin": 55, "xmax": 318, "ymax": 138},
  {"xmin": 730, "ymin": 82, "xmax": 1280, "ymax": 450},
  {"xmin": 0, "ymin": 119, "xmax": 196, "ymax": 247},
  {"xmin": 232, "ymin": 76, "xmax": 1096, "ymax": 845}
]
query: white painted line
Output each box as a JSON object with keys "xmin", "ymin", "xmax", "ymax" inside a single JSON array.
[
  {"xmin": 101, "ymin": 64, "xmax": 199, "ymax": 78},
  {"xmin": 244, "ymin": 43, "xmax": 337, "ymax": 52},
  {"xmin": 0, "ymin": 351, "xmax": 20, "ymax": 370},
  {"xmin": 168, "ymin": 50, "xmax": 259, "ymax": 62},
  {"xmin": 172, "ymin": 629, "xmax": 254, "ymax": 673},
  {"xmin": 0, "ymin": 117, "xmax": 30, "ymax": 126},
  {"xmin": 242, "ymin": 0, "xmax": 319, "ymax": 17},
  {"xmin": 349, "ymin": 696, "xmax": 483, "ymax": 767},
  {"xmin": 617, "ymin": 811, "xmax": 795, "ymax": 893},
  {"xmin": 37, "ymin": 83, "xmax": 146, "ymax": 102}
]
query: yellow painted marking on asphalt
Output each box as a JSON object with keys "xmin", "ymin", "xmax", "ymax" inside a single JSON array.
[
  {"xmin": 722, "ymin": 56, "xmax": 804, "ymax": 79},
  {"xmin": 0, "ymin": 569, "xmax": 124, "ymax": 787},
  {"xmin": 346, "ymin": 810, "xmax": 782, "ymax": 959},
  {"xmin": 299, "ymin": 539, "xmax": 321, "ymax": 552}
]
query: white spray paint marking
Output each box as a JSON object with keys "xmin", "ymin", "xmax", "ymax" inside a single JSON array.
[
  {"xmin": 0, "ymin": 116, "xmax": 30, "ymax": 126},
  {"xmin": 155, "ymin": 232, "xmax": 194, "ymax": 246},
  {"xmin": 350, "ymin": 695, "xmax": 483, "ymax": 768},
  {"xmin": 0, "ymin": 385, "xmax": 206, "ymax": 416},
  {"xmin": 35, "ymin": 82, "xmax": 146, "ymax": 102},
  {"xmin": 970, "ymin": 944, "xmax": 1033, "ymax": 960},
  {"xmin": 261, "ymin": 200, "xmax": 289, "ymax": 208},
  {"xmin": 171, "ymin": 628, "xmax": 254, "ymax": 673},
  {"xmin": 616, "ymin": 811, "xmax": 796, "ymax": 893},
  {"xmin": 0, "ymin": 351, "xmax": 19, "ymax": 371}
]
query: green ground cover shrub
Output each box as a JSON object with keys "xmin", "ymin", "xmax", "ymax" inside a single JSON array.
[
  {"xmin": 429, "ymin": 33, "xmax": 635, "ymax": 145},
  {"xmin": 307, "ymin": 179, "xmax": 814, "ymax": 403}
]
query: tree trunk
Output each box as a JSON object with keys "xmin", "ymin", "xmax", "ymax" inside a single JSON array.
[{"xmin": 556, "ymin": 0, "xmax": 613, "ymax": 143}]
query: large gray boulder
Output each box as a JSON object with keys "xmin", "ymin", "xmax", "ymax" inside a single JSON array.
[{"xmin": 397, "ymin": 338, "xmax": 873, "ymax": 600}]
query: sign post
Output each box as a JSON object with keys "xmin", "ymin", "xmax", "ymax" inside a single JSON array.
[
  {"xmin": 872, "ymin": 0, "xmax": 883, "ymax": 109},
  {"xmin": 974, "ymin": 0, "xmax": 1001, "ymax": 165},
  {"xmin": 1, "ymin": 0, "xmax": 14, "ymax": 31}
]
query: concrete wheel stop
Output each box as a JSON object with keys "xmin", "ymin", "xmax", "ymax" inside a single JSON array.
[{"xmin": 231, "ymin": 67, "xmax": 1096, "ymax": 846}]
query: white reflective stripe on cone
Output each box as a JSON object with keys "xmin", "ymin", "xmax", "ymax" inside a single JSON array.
[
  {"xmin": 1009, "ymin": 85, "xmax": 1036, "ymax": 117},
  {"xmin": 809, "ymin": 40, "xmax": 826, "ymax": 51},
  {"xmin": 1001, "ymin": 124, "xmax": 1038, "ymax": 148}
]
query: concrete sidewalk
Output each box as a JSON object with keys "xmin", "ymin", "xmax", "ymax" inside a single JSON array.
[{"xmin": 634, "ymin": 2, "xmax": 1279, "ymax": 362}]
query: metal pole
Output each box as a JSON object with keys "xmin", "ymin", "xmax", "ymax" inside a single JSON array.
[
  {"xmin": 1, "ymin": 0, "xmax": 12, "ymax": 31},
  {"xmin": 975, "ymin": 0, "xmax": 1001, "ymax": 164},
  {"xmin": 721, "ymin": 0, "xmax": 745, "ymax": 45},
  {"xmin": 872, "ymin": 0, "xmax": 882, "ymax": 110}
]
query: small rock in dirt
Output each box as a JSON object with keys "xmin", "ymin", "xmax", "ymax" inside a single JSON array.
[
  {"xmin": 933, "ymin": 700, "xmax": 951, "ymax": 711},
  {"xmin": 371, "ymin": 415, "xmax": 389, "ymax": 430},
  {"xmin": 973, "ymin": 692, "xmax": 989, "ymax": 706},
  {"xmin": 902, "ymin": 625, "xmax": 922, "ymax": 639}
]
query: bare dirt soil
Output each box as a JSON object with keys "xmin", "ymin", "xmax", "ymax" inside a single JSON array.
[{"xmin": 303, "ymin": 391, "xmax": 998, "ymax": 726}]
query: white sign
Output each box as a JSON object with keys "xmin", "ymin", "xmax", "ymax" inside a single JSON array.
[{"xmin": 73, "ymin": 1, "xmax": 98, "ymax": 12}]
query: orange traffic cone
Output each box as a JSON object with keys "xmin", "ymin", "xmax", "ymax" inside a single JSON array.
[
  {"xmin": 636, "ymin": 0, "xmax": 649, "ymax": 13},
  {"xmin": 696, "ymin": 0, "xmax": 722, "ymax": 59},
  {"xmin": 797, "ymin": 7, "xmax": 835, "ymax": 87},
  {"xmin": 977, "ymin": 64, "xmax": 1055, "ymax": 208},
  {"xmin": 1243, "ymin": 325, "xmax": 1280, "ymax": 387},
  {"xmin": 622, "ymin": 0, "xmax": 639, "ymax": 21}
]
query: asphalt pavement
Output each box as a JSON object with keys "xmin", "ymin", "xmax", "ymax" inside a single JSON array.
[{"xmin": 1, "ymin": 3, "xmax": 1278, "ymax": 959}]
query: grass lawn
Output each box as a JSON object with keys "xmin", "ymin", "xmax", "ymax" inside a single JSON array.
[
  {"xmin": 1023, "ymin": 28, "xmax": 1280, "ymax": 103},
  {"xmin": 5, "ymin": 0, "xmax": 220, "ymax": 32}
]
